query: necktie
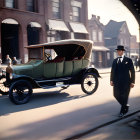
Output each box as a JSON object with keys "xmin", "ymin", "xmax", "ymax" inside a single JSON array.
[{"xmin": 118, "ymin": 57, "xmax": 122, "ymax": 64}]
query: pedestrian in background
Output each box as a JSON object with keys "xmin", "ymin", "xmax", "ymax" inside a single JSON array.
[
  {"xmin": 12, "ymin": 57, "xmax": 18, "ymax": 65},
  {"xmin": 138, "ymin": 58, "xmax": 140, "ymax": 71},
  {"xmin": 110, "ymin": 45, "xmax": 135, "ymax": 117},
  {"xmin": 5, "ymin": 54, "xmax": 12, "ymax": 65},
  {"xmin": 135, "ymin": 57, "xmax": 139, "ymax": 70}
]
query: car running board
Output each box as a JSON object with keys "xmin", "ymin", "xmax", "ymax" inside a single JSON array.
[
  {"xmin": 39, "ymin": 84, "xmax": 70, "ymax": 89},
  {"xmin": 35, "ymin": 77, "xmax": 72, "ymax": 83}
]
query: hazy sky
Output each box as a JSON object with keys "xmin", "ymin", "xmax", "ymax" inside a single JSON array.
[{"xmin": 88, "ymin": 0, "xmax": 139, "ymax": 41}]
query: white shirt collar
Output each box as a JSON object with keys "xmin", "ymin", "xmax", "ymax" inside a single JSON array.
[{"xmin": 117, "ymin": 55, "xmax": 124, "ymax": 62}]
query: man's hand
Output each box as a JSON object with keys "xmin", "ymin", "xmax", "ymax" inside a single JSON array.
[
  {"xmin": 130, "ymin": 83, "xmax": 134, "ymax": 88},
  {"xmin": 110, "ymin": 81, "xmax": 114, "ymax": 86}
]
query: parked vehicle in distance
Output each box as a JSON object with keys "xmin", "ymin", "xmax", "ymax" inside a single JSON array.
[{"xmin": 0, "ymin": 39, "xmax": 100, "ymax": 104}]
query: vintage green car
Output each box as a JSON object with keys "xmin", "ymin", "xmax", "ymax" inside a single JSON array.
[{"xmin": 0, "ymin": 39, "xmax": 100, "ymax": 104}]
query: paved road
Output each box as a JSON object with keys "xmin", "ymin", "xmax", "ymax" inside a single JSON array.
[{"xmin": 0, "ymin": 72, "xmax": 140, "ymax": 140}]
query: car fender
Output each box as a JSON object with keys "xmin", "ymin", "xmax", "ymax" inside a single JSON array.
[
  {"xmin": 10, "ymin": 75, "xmax": 40, "ymax": 88},
  {"xmin": 82, "ymin": 67, "xmax": 101, "ymax": 78}
]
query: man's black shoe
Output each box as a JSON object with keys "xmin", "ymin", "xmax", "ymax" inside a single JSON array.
[
  {"xmin": 124, "ymin": 105, "xmax": 129, "ymax": 114},
  {"xmin": 119, "ymin": 105, "xmax": 129, "ymax": 117},
  {"xmin": 119, "ymin": 112, "xmax": 125, "ymax": 117}
]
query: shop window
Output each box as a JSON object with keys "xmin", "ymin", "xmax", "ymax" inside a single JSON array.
[
  {"xmin": 55, "ymin": 32, "xmax": 62, "ymax": 41},
  {"xmin": 52, "ymin": 0, "xmax": 61, "ymax": 19}
]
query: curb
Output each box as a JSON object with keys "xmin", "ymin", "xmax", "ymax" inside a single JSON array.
[{"xmin": 65, "ymin": 110, "xmax": 140, "ymax": 140}]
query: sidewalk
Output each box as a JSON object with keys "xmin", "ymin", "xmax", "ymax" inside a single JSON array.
[
  {"xmin": 97, "ymin": 67, "xmax": 111, "ymax": 74},
  {"xmin": 66, "ymin": 110, "xmax": 140, "ymax": 140},
  {"xmin": 97, "ymin": 67, "xmax": 139, "ymax": 74},
  {"xmin": 81, "ymin": 112, "xmax": 140, "ymax": 140}
]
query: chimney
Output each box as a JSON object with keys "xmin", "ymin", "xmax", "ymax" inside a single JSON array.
[
  {"xmin": 97, "ymin": 16, "xmax": 100, "ymax": 21},
  {"xmin": 92, "ymin": 14, "xmax": 96, "ymax": 18}
]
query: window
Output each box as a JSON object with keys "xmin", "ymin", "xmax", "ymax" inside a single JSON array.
[
  {"xmin": 98, "ymin": 52, "xmax": 102, "ymax": 62},
  {"xmin": 91, "ymin": 52, "xmax": 95, "ymax": 63},
  {"xmin": 55, "ymin": 32, "xmax": 62, "ymax": 41},
  {"xmin": 114, "ymin": 52, "xmax": 117, "ymax": 58},
  {"xmin": 27, "ymin": 0, "xmax": 37, "ymax": 12},
  {"xmin": 107, "ymin": 52, "xmax": 110, "ymax": 60},
  {"xmin": 5, "ymin": 0, "xmax": 15, "ymax": 8},
  {"xmin": 98, "ymin": 31, "xmax": 103, "ymax": 42},
  {"xmin": 52, "ymin": 0, "xmax": 61, "ymax": 19},
  {"xmin": 92, "ymin": 31, "xmax": 97, "ymax": 42},
  {"xmin": 72, "ymin": 6, "xmax": 80, "ymax": 22},
  {"xmin": 120, "ymin": 38, "xmax": 123, "ymax": 45}
]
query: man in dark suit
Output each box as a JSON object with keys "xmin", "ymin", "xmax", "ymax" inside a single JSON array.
[{"xmin": 110, "ymin": 45, "xmax": 135, "ymax": 117}]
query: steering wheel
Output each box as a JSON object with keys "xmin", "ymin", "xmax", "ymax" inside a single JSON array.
[{"xmin": 44, "ymin": 53, "xmax": 51, "ymax": 63}]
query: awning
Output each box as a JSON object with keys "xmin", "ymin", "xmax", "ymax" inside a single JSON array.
[
  {"xmin": 30, "ymin": 22, "xmax": 41, "ymax": 28},
  {"xmin": 93, "ymin": 46, "xmax": 110, "ymax": 51},
  {"xmin": 2, "ymin": 18, "xmax": 18, "ymax": 25},
  {"xmin": 69, "ymin": 22, "xmax": 88, "ymax": 34},
  {"xmin": 48, "ymin": 19, "xmax": 69, "ymax": 32}
]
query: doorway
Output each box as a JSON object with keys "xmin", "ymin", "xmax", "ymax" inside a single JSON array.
[
  {"xmin": 1, "ymin": 23, "xmax": 19, "ymax": 63},
  {"xmin": 27, "ymin": 25, "xmax": 40, "ymax": 45}
]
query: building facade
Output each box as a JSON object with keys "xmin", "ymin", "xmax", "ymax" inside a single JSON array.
[
  {"xmin": 104, "ymin": 20, "xmax": 131, "ymax": 66},
  {"xmin": 130, "ymin": 35, "xmax": 139, "ymax": 62},
  {"xmin": 88, "ymin": 15, "xmax": 109, "ymax": 68},
  {"xmin": 0, "ymin": 0, "xmax": 88, "ymax": 63}
]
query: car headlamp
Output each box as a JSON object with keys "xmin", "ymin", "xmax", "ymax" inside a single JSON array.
[{"xmin": 10, "ymin": 73, "xmax": 13, "ymax": 79}]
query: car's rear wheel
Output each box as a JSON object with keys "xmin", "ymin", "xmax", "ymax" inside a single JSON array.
[
  {"xmin": 0, "ymin": 75, "xmax": 9, "ymax": 95},
  {"xmin": 81, "ymin": 73, "xmax": 98, "ymax": 95},
  {"xmin": 9, "ymin": 80, "xmax": 32, "ymax": 105}
]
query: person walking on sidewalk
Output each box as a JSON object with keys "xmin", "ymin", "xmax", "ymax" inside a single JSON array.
[{"xmin": 110, "ymin": 45, "xmax": 135, "ymax": 117}]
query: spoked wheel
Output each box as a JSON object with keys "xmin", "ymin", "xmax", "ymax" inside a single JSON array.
[
  {"xmin": 9, "ymin": 80, "xmax": 32, "ymax": 105},
  {"xmin": 0, "ymin": 76, "xmax": 9, "ymax": 95},
  {"xmin": 81, "ymin": 73, "xmax": 98, "ymax": 95}
]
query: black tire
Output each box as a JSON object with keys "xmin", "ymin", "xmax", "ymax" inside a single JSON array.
[
  {"xmin": 9, "ymin": 80, "xmax": 32, "ymax": 105},
  {"xmin": 81, "ymin": 73, "xmax": 98, "ymax": 95},
  {"xmin": 0, "ymin": 76, "xmax": 9, "ymax": 95}
]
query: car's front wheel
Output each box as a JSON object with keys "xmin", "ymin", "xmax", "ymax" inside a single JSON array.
[
  {"xmin": 9, "ymin": 80, "xmax": 32, "ymax": 105},
  {"xmin": 81, "ymin": 73, "xmax": 98, "ymax": 95}
]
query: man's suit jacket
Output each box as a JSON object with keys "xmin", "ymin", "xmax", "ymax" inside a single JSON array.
[{"xmin": 110, "ymin": 56, "xmax": 135, "ymax": 86}]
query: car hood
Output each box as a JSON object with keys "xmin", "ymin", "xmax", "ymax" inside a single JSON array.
[
  {"xmin": 7, "ymin": 60, "xmax": 43, "ymax": 77},
  {"xmin": 12, "ymin": 64, "xmax": 33, "ymax": 76}
]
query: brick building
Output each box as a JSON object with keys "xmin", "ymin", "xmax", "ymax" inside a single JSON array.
[
  {"xmin": 88, "ymin": 15, "xmax": 109, "ymax": 68},
  {"xmin": 0, "ymin": 0, "xmax": 88, "ymax": 63}
]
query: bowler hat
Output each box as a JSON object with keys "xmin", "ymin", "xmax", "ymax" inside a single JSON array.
[{"xmin": 115, "ymin": 45, "xmax": 125, "ymax": 51}]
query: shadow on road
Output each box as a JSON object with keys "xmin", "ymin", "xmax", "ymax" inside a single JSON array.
[
  {"xmin": 0, "ymin": 89, "xmax": 87, "ymax": 116},
  {"xmin": 0, "ymin": 96, "xmax": 140, "ymax": 140}
]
